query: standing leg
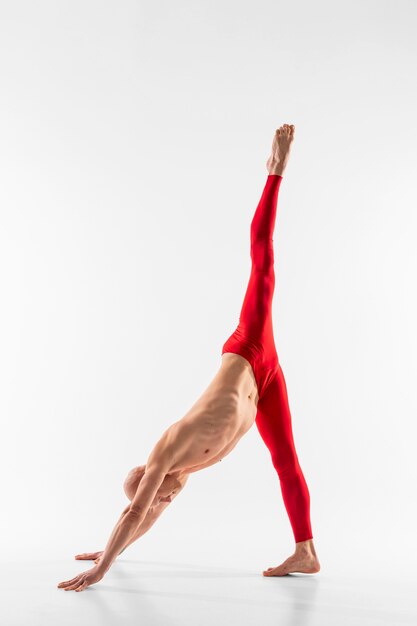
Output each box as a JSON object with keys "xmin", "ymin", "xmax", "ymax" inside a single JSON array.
[
  {"xmin": 255, "ymin": 363, "xmax": 313, "ymax": 543},
  {"xmin": 256, "ymin": 363, "xmax": 320, "ymax": 576}
]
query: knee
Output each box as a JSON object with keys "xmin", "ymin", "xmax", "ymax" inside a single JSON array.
[
  {"xmin": 123, "ymin": 465, "xmax": 146, "ymax": 500},
  {"xmin": 250, "ymin": 237, "xmax": 275, "ymax": 272},
  {"xmin": 272, "ymin": 452, "xmax": 300, "ymax": 480}
]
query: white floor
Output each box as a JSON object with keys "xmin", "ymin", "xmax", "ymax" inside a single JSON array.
[{"xmin": 3, "ymin": 557, "xmax": 415, "ymax": 626}]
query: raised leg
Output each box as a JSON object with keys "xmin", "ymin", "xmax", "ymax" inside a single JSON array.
[
  {"xmin": 236, "ymin": 174, "xmax": 282, "ymax": 341},
  {"xmin": 228, "ymin": 125, "xmax": 294, "ymax": 354}
]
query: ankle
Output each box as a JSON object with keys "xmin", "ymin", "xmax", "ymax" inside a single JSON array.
[
  {"xmin": 295, "ymin": 539, "xmax": 315, "ymax": 556},
  {"xmin": 268, "ymin": 159, "xmax": 286, "ymax": 176}
]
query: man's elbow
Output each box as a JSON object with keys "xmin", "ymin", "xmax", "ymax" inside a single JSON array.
[
  {"xmin": 127, "ymin": 504, "xmax": 145, "ymax": 518},
  {"xmin": 124, "ymin": 503, "xmax": 150, "ymax": 530}
]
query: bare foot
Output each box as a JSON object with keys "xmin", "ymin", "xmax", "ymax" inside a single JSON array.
[
  {"xmin": 75, "ymin": 551, "xmax": 104, "ymax": 565},
  {"xmin": 266, "ymin": 124, "xmax": 295, "ymax": 176},
  {"xmin": 263, "ymin": 540, "xmax": 321, "ymax": 576}
]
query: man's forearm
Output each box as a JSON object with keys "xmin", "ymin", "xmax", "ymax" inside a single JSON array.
[
  {"xmin": 97, "ymin": 510, "xmax": 142, "ymax": 573},
  {"xmin": 99, "ymin": 467, "xmax": 167, "ymax": 568},
  {"xmin": 118, "ymin": 507, "xmax": 163, "ymax": 554},
  {"xmin": 118, "ymin": 519, "xmax": 153, "ymax": 554}
]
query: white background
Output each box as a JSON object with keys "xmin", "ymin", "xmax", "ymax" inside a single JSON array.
[{"xmin": 1, "ymin": 1, "xmax": 416, "ymax": 624}]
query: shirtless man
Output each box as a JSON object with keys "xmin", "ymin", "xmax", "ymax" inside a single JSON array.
[{"xmin": 58, "ymin": 124, "xmax": 320, "ymax": 593}]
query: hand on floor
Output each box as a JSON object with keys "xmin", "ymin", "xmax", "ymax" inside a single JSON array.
[{"xmin": 57, "ymin": 564, "xmax": 104, "ymax": 592}]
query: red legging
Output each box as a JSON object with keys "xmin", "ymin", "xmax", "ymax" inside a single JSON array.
[{"xmin": 221, "ymin": 174, "xmax": 313, "ymax": 543}]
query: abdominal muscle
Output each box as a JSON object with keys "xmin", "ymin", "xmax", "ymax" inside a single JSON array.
[{"xmin": 148, "ymin": 354, "xmax": 259, "ymax": 475}]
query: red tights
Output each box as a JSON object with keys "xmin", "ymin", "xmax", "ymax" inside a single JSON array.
[{"xmin": 221, "ymin": 175, "xmax": 313, "ymax": 543}]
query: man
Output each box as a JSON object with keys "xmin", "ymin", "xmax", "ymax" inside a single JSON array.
[{"xmin": 58, "ymin": 123, "xmax": 320, "ymax": 593}]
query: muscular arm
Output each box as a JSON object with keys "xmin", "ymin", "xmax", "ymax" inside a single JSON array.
[
  {"xmin": 118, "ymin": 500, "xmax": 171, "ymax": 554},
  {"xmin": 119, "ymin": 471, "xmax": 190, "ymax": 553},
  {"xmin": 94, "ymin": 502, "xmax": 165, "ymax": 557},
  {"xmin": 118, "ymin": 472, "xmax": 190, "ymax": 555},
  {"xmin": 97, "ymin": 468, "xmax": 167, "ymax": 573}
]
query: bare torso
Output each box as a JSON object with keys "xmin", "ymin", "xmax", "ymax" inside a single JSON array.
[{"xmin": 146, "ymin": 353, "xmax": 259, "ymax": 477}]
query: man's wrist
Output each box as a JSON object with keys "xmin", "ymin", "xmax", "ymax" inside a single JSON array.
[{"xmin": 94, "ymin": 562, "xmax": 109, "ymax": 577}]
